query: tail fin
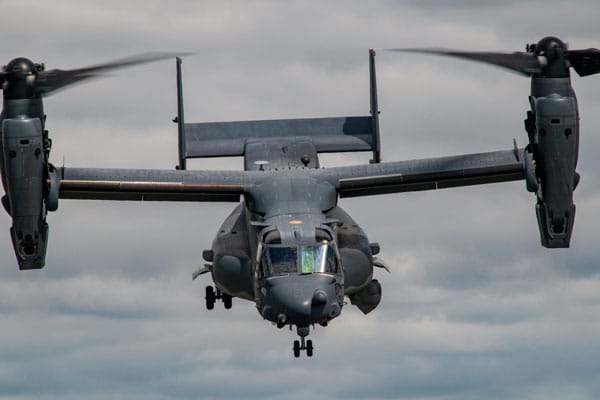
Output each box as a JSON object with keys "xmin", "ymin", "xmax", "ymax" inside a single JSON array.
[
  {"xmin": 177, "ymin": 50, "xmax": 382, "ymax": 162},
  {"xmin": 175, "ymin": 57, "xmax": 186, "ymax": 170}
]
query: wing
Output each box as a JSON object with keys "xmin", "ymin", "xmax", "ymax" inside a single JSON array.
[
  {"xmin": 59, "ymin": 167, "xmax": 256, "ymax": 202},
  {"xmin": 9, "ymin": 147, "xmax": 528, "ymax": 271},
  {"xmin": 319, "ymin": 148, "xmax": 527, "ymax": 198},
  {"xmin": 60, "ymin": 148, "xmax": 527, "ymax": 201}
]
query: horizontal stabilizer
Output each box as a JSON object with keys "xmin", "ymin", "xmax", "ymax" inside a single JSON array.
[{"xmin": 184, "ymin": 116, "xmax": 376, "ymax": 158}]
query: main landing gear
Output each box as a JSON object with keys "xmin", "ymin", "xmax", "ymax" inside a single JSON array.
[
  {"xmin": 293, "ymin": 326, "xmax": 314, "ymax": 358},
  {"xmin": 205, "ymin": 285, "xmax": 232, "ymax": 310}
]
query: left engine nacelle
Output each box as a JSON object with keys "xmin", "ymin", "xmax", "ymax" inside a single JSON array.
[{"xmin": 1, "ymin": 117, "xmax": 56, "ymax": 269}]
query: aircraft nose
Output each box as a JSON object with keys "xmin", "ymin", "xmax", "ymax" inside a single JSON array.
[{"xmin": 262, "ymin": 274, "xmax": 341, "ymax": 326}]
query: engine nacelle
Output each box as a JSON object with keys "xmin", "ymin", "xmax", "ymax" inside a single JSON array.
[
  {"xmin": 527, "ymin": 79, "xmax": 579, "ymax": 248},
  {"xmin": 1, "ymin": 117, "xmax": 51, "ymax": 269}
]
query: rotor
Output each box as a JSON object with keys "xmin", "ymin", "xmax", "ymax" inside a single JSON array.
[
  {"xmin": 0, "ymin": 52, "xmax": 189, "ymax": 100},
  {"xmin": 388, "ymin": 36, "xmax": 600, "ymax": 78}
]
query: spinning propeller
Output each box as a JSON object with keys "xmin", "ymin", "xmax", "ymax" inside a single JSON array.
[
  {"xmin": 0, "ymin": 52, "xmax": 187, "ymax": 99},
  {"xmin": 0, "ymin": 51, "xmax": 188, "ymax": 270},
  {"xmin": 389, "ymin": 36, "xmax": 595, "ymax": 249},
  {"xmin": 389, "ymin": 36, "xmax": 600, "ymax": 78}
]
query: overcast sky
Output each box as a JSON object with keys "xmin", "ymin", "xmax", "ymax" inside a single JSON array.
[{"xmin": 1, "ymin": 1, "xmax": 600, "ymax": 399}]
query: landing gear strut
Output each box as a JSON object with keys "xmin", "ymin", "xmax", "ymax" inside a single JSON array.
[
  {"xmin": 205, "ymin": 285, "xmax": 232, "ymax": 310},
  {"xmin": 293, "ymin": 326, "xmax": 314, "ymax": 358}
]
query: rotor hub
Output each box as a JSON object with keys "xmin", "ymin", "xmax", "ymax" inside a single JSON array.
[
  {"xmin": 5, "ymin": 57, "xmax": 36, "ymax": 80},
  {"xmin": 534, "ymin": 36, "xmax": 567, "ymax": 58},
  {"xmin": 3, "ymin": 57, "xmax": 38, "ymax": 99},
  {"xmin": 532, "ymin": 36, "xmax": 570, "ymax": 78}
]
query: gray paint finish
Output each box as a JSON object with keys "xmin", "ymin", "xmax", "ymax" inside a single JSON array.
[{"xmin": 0, "ymin": 34, "xmax": 593, "ymax": 359}]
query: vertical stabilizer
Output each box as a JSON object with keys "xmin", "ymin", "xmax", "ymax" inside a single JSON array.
[
  {"xmin": 175, "ymin": 57, "xmax": 186, "ymax": 170},
  {"xmin": 369, "ymin": 49, "xmax": 381, "ymax": 163}
]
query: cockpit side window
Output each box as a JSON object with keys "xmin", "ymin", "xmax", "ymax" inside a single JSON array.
[
  {"xmin": 264, "ymin": 230, "xmax": 281, "ymax": 244},
  {"xmin": 326, "ymin": 245, "xmax": 338, "ymax": 273},
  {"xmin": 315, "ymin": 228, "xmax": 332, "ymax": 242}
]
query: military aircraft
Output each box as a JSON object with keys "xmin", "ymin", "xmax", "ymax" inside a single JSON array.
[{"xmin": 1, "ymin": 36, "xmax": 598, "ymax": 357}]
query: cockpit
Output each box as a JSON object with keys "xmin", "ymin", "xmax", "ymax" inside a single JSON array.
[
  {"xmin": 255, "ymin": 228, "xmax": 344, "ymax": 343},
  {"xmin": 259, "ymin": 242, "xmax": 340, "ymax": 277}
]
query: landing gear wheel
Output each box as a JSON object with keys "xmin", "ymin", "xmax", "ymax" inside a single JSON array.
[
  {"xmin": 292, "ymin": 326, "xmax": 315, "ymax": 358},
  {"xmin": 306, "ymin": 340, "xmax": 314, "ymax": 357},
  {"xmin": 205, "ymin": 286, "xmax": 216, "ymax": 310},
  {"xmin": 205, "ymin": 285, "xmax": 233, "ymax": 310},
  {"xmin": 222, "ymin": 293, "xmax": 233, "ymax": 309}
]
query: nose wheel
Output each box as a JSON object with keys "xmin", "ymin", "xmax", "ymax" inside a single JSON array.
[
  {"xmin": 293, "ymin": 338, "xmax": 313, "ymax": 358},
  {"xmin": 292, "ymin": 326, "xmax": 314, "ymax": 358},
  {"xmin": 205, "ymin": 285, "xmax": 232, "ymax": 310}
]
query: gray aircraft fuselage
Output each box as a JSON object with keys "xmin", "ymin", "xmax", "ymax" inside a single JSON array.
[
  {"xmin": 209, "ymin": 138, "xmax": 376, "ymax": 331},
  {"xmin": 2, "ymin": 37, "xmax": 590, "ymax": 357}
]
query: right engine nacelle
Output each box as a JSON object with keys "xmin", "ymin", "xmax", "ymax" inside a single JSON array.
[{"xmin": 526, "ymin": 78, "xmax": 579, "ymax": 248}]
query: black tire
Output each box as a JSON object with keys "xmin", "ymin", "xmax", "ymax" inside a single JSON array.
[
  {"xmin": 293, "ymin": 340, "xmax": 301, "ymax": 358},
  {"xmin": 205, "ymin": 286, "xmax": 215, "ymax": 310},
  {"xmin": 223, "ymin": 293, "xmax": 233, "ymax": 309},
  {"xmin": 306, "ymin": 340, "xmax": 313, "ymax": 357}
]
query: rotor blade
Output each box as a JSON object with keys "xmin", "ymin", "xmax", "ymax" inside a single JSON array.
[
  {"xmin": 388, "ymin": 47, "xmax": 541, "ymax": 76},
  {"xmin": 34, "ymin": 52, "xmax": 192, "ymax": 95},
  {"xmin": 568, "ymin": 48, "xmax": 600, "ymax": 77}
]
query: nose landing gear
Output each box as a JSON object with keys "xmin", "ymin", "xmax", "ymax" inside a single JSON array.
[
  {"xmin": 205, "ymin": 285, "xmax": 232, "ymax": 310},
  {"xmin": 293, "ymin": 326, "xmax": 314, "ymax": 358}
]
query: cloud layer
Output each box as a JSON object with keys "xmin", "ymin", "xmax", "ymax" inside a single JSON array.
[{"xmin": 1, "ymin": 1, "xmax": 600, "ymax": 399}]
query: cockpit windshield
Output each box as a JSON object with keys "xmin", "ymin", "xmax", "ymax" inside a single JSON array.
[
  {"xmin": 261, "ymin": 243, "xmax": 339, "ymax": 276},
  {"xmin": 266, "ymin": 246, "xmax": 298, "ymax": 275}
]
